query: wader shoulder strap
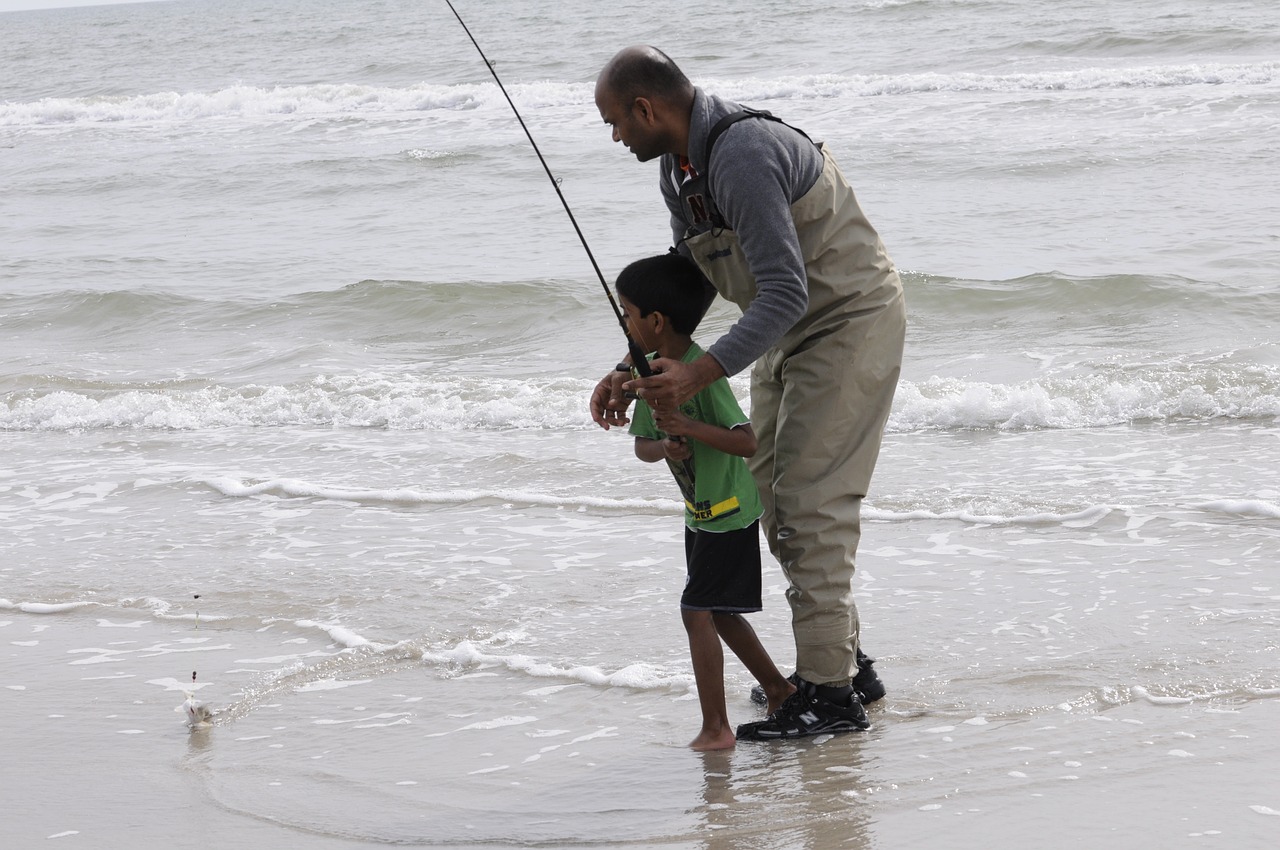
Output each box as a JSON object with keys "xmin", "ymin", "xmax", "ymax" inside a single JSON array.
[
  {"xmin": 677, "ymin": 109, "xmax": 817, "ymax": 236},
  {"xmin": 703, "ymin": 108, "xmax": 815, "ymax": 164}
]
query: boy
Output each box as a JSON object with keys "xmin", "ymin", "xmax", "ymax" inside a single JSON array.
[{"xmin": 615, "ymin": 252, "xmax": 795, "ymax": 750}]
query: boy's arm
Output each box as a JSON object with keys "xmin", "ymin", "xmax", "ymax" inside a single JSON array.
[
  {"xmin": 657, "ymin": 412, "xmax": 757, "ymax": 458},
  {"xmin": 634, "ymin": 436, "xmax": 666, "ymax": 463}
]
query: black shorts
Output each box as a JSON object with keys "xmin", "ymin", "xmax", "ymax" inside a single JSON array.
[{"xmin": 681, "ymin": 519, "xmax": 763, "ymax": 613}]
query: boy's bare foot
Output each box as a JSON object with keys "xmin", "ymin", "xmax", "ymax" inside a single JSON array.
[
  {"xmin": 690, "ymin": 727, "xmax": 737, "ymax": 751},
  {"xmin": 765, "ymin": 679, "xmax": 798, "ymax": 715}
]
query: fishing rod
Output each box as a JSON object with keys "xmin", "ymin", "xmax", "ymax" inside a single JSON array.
[{"xmin": 445, "ymin": 1, "xmax": 653, "ymax": 379}]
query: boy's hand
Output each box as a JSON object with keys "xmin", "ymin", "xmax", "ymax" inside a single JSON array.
[
  {"xmin": 662, "ymin": 436, "xmax": 692, "ymax": 462},
  {"xmin": 652, "ymin": 405, "xmax": 693, "ymax": 437}
]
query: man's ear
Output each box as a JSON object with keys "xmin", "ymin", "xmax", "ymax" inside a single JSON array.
[{"xmin": 633, "ymin": 96, "xmax": 655, "ymax": 124}]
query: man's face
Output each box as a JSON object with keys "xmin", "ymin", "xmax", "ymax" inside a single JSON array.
[{"xmin": 595, "ymin": 83, "xmax": 663, "ymax": 162}]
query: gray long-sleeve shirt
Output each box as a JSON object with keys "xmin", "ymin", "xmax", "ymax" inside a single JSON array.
[{"xmin": 661, "ymin": 88, "xmax": 825, "ymax": 377}]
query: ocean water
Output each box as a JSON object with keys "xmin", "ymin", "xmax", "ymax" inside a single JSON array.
[{"xmin": 2, "ymin": 0, "xmax": 1279, "ymax": 847}]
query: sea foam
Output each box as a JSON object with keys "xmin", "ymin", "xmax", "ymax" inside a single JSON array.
[
  {"xmin": 4, "ymin": 363, "xmax": 1274, "ymax": 433},
  {"xmin": 3, "ymin": 62, "xmax": 1273, "ymax": 127},
  {"xmin": 199, "ymin": 476, "xmax": 677, "ymax": 512}
]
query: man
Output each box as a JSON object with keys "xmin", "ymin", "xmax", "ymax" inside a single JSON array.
[{"xmin": 590, "ymin": 46, "xmax": 906, "ymax": 739}]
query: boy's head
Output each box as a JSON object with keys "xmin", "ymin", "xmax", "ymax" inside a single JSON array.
[{"xmin": 615, "ymin": 252, "xmax": 707, "ymax": 336}]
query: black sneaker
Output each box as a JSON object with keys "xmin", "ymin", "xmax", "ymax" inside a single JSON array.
[
  {"xmin": 736, "ymin": 677, "xmax": 870, "ymax": 740},
  {"xmin": 852, "ymin": 650, "xmax": 886, "ymax": 704},
  {"xmin": 749, "ymin": 649, "xmax": 885, "ymax": 706}
]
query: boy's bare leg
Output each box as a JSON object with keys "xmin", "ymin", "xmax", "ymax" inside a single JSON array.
[
  {"xmin": 713, "ymin": 612, "xmax": 796, "ymax": 714},
  {"xmin": 681, "ymin": 609, "xmax": 737, "ymax": 751}
]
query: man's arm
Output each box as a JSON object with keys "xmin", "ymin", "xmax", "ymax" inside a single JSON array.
[{"xmin": 701, "ymin": 122, "xmax": 817, "ymax": 377}]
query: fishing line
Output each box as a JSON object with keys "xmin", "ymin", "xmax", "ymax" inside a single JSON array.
[{"xmin": 445, "ymin": 1, "xmax": 653, "ymax": 377}]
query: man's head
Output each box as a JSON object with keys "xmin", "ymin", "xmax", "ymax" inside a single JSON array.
[
  {"xmin": 616, "ymin": 252, "xmax": 707, "ymax": 351},
  {"xmin": 594, "ymin": 46, "xmax": 695, "ymax": 162}
]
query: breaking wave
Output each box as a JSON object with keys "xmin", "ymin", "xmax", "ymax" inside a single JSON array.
[{"xmin": 4, "ymin": 62, "xmax": 1274, "ymax": 126}]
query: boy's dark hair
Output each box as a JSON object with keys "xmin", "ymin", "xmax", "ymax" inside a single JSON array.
[{"xmin": 615, "ymin": 252, "xmax": 708, "ymax": 335}]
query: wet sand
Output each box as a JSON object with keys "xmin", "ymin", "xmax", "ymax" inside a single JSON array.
[{"xmin": 4, "ymin": 601, "xmax": 1279, "ymax": 849}]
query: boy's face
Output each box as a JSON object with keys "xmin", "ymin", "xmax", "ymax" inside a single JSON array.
[{"xmin": 619, "ymin": 295, "xmax": 657, "ymax": 355}]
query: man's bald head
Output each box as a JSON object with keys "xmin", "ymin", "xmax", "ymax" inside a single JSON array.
[
  {"xmin": 596, "ymin": 45, "xmax": 694, "ymax": 108},
  {"xmin": 595, "ymin": 46, "xmax": 695, "ymax": 161}
]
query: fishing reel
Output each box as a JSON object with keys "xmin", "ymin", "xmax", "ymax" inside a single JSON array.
[
  {"xmin": 617, "ymin": 361, "xmax": 640, "ymax": 400},
  {"xmin": 618, "ymin": 360, "xmax": 687, "ymax": 448}
]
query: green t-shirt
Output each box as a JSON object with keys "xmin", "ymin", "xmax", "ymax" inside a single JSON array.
[{"xmin": 629, "ymin": 342, "xmax": 763, "ymax": 532}]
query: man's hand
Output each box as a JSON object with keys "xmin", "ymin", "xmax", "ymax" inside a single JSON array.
[
  {"xmin": 589, "ymin": 367, "xmax": 633, "ymax": 430},
  {"xmin": 623, "ymin": 353, "xmax": 724, "ymax": 410}
]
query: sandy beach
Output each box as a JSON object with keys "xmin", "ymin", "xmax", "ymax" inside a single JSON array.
[{"xmin": 4, "ymin": 0, "xmax": 1278, "ymax": 846}]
